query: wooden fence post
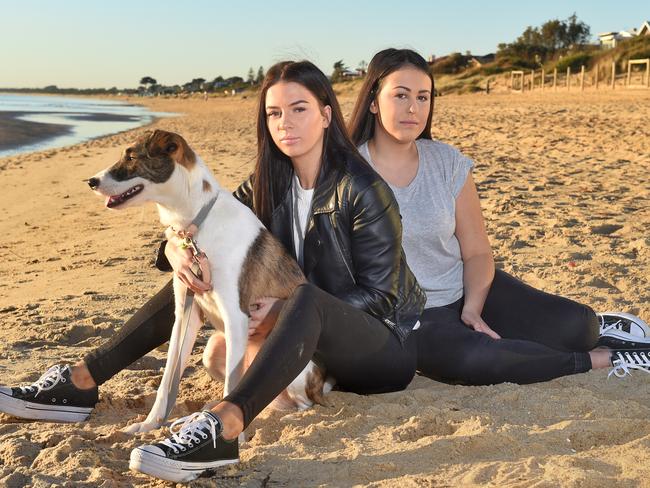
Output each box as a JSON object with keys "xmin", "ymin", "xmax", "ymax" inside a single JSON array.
[
  {"xmin": 627, "ymin": 61, "xmax": 632, "ymax": 87},
  {"xmin": 567, "ymin": 67, "xmax": 571, "ymax": 90},
  {"xmin": 553, "ymin": 68, "xmax": 557, "ymax": 90},
  {"xmin": 611, "ymin": 62, "xmax": 616, "ymax": 89},
  {"xmin": 580, "ymin": 65, "xmax": 585, "ymax": 91},
  {"xmin": 541, "ymin": 70, "xmax": 545, "ymax": 90},
  {"xmin": 531, "ymin": 70, "xmax": 535, "ymax": 90}
]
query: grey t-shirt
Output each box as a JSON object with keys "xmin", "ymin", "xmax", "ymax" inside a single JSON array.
[{"xmin": 358, "ymin": 139, "xmax": 474, "ymax": 308}]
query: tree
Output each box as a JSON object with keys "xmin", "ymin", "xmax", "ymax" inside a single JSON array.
[
  {"xmin": 247, "ymin": 67, "xmax": 255, "ymax": 84},
  {"xmin": 256, "ymin": 66, "xmax": 265, "ymax": 84},
  {"xmin": 140, "ymin": 76, "xmax": 157, "ymax": 86},
  {"xmin": 496, "ymin": 14, "xmax": 591, "ymax": 65},
  {"xmin": 562, "ymin": 13, "xmax": 590, "ymax": 48},
  {"xmin": 139, "ymin": 76, "xmax": 157, "ymax": 92},
  {"xmin": 331, "ymin": 60, "xmax": 347, "ymax": 82}
]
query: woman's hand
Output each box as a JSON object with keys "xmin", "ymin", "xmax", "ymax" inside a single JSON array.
[
  {"xmin": 164, "ymin": 234, "xmax": 212, "ymax": 294},
  {"xmin": 248, "ymin": 297, "xmax": 285, "ymax": 337},
  {"xmin": 461, "ymin": 306, "xmax": 501, "ymax": 339}
]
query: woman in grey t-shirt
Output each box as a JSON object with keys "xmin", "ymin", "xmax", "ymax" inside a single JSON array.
[{"xmin": 349, "ymin": 48, "xmax": 637, "ymax": 384}]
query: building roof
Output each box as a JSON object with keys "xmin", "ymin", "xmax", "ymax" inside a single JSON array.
[{"xmin": 639, "ymin": 20, "xmax": 650, "ymax": 35}]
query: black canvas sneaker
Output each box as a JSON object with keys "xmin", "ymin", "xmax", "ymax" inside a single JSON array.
[
  {"xmin": 597, "ymin": 312, "xmax": 650, "ymax": 349},
  {"xmin": 129, "ymin": 410, "xmax": 239, "ymax": 483},
  {"xmin": 0, "ymin": 364, "xmax": 98, "ymax": 422},
  {"xmin": 609, "ymin": 350, "xmax": 650, "ymax": 378}
]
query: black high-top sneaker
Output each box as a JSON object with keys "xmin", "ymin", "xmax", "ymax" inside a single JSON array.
[
  {"xmin": 609, "ymin": 350, "xmax": 650, "ymax": 378},
  {"xmin": 597, "ymin": 312, "xmax": 650, "ymax": 349},
  {"xmin": 129, "ymin": 410, "xmax": 239, "ymax": 483},
  {"xmin": 0, "ymin": 364, "xmax": 98, "ymax": 422}
]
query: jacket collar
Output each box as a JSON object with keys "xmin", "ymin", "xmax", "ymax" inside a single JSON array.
[{"xmin": 310, "ymin": 166, "xmax": 339, "ymax": 214}]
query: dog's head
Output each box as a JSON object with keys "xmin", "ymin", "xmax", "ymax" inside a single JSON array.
[{"xmin": 88, "ymin": 129, "xmax": 196, "ymax": 209}]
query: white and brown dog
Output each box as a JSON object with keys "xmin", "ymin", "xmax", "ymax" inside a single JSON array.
[{"xmin": 88, "ymin": 129, "xmax": 331, "ymax": 434}]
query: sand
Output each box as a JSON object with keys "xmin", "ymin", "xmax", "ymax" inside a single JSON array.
[{"xmin": 0, "ymin": 88, "xmax": 649, "ymax": 487}]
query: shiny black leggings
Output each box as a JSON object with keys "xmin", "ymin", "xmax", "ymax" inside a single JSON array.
[{"xmin": 84, "ymin": 270, "xmax": 598, "ymax": 427}]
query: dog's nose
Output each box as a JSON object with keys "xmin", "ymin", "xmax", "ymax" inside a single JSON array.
[{"xmin": 87, "ymin": 177, "xmax": 100, "ymax": 189}]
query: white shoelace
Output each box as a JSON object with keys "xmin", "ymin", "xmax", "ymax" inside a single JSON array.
[
  {"xmin": 18, "ymin": 365, "xmax": 68, "ymax": 397},
  {"xmin": 609, "ymin": 351, "xmax": 650, "ymax": 378},
  {"xmin": 599, "ymin": 316, "xmax": 625, "ymax": 335},
  {"xmin": 160, "ymin": 411, "xmax": 221, "ymax": 454}
]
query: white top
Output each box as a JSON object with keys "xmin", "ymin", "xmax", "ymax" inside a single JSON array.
[
  {"xmin": 359, "ymin": 139, "xmax": 474, "ymax": 308},
  {"xmin": 291, "ymin": 174, "xmax": 315, "ymax": 267}
]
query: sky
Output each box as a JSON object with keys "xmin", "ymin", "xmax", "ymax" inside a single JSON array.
[{"xmin": 0, "ymin": 0, "xmax": 647, "ymax": 89}]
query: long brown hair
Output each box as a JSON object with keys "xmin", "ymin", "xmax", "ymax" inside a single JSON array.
[
  {"xmin": 253, "ymin": 60, "xmax": 361, "ymax": 228},
  {"xmin": 349, "ymin": 48, "xmax": 435, "ymax": 146}
]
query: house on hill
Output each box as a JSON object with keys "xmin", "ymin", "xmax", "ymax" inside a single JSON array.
[
  {"xmin": 639, "ymin": 20, "xmax": 650, "ymax": 36},
  {"xmin": 469, "ymin": 54, "xmax": 496, "ymax": 66},
  {"xmin": 341, "ymin": 68, "xmax": 364, "ymax": 79},
  {"xmin": 599, "ymin": 20, "xmax": 650, "ymax": 48}
]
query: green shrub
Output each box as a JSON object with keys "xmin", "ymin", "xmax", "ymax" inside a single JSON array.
[
  {"xmin": 431, "ymin": 53, "xmax": 468, "ymax": 74},
  {"xmin": 556, "ymin": 52, "xmax": 592, "ymax": 71}
]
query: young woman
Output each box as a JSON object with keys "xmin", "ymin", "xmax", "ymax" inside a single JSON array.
[
  {"xmin": 1, "ymin": 61, "xmax": 425, "ymax": 482},
  {"xmin": 347, "ymin": 48, "xmax": 625, "ymax": 384}
]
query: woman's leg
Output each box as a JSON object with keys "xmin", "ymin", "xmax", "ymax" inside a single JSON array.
[
  {"xmin": 223, "ymin": 283, "xmax": 417, "ymax": 429},
  {"xmin": 414, "ymin": 305, "xmax": 592, "ymax": 385},
  {"xmin": 482, "ymin": 270, "xmax": 600, "ymax": 352},
  {"xmin": 83, "ymin": 279, "xmax": 176, "ymax": 386}
]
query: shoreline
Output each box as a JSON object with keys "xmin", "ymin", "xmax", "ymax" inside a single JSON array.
[
  {"xmin": 0, "ymin": 111, "xmax": 150, "ymax": 153},
  {"xmin": 0, "ymin": 92, "xmax": 170, "ymax": 158},
  {"xmin": 0, "ymin": 111, "xmax": 74, "ymax": 152}
]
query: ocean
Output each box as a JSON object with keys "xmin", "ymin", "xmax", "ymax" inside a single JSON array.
[{"xmin": 0, "ymin": 94, "xmax": 169, "ymax": 158}]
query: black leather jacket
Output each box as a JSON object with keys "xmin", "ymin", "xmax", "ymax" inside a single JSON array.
[{"xmin": 233, "ymin": 157, "xmax": 426, "ymax": 343}]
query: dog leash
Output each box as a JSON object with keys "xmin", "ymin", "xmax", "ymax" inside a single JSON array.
[{"xmin": 164, "ymin": 194, "xmax": 219, "ymax": 420}]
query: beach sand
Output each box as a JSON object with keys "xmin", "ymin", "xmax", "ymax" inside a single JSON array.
[{"xmin": 0, "ymin": 88, "xmax": 648, "ymax": 487}]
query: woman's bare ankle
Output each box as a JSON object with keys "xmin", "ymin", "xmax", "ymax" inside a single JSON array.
[
  {"xmin": 589, "ymin": 348, "xmax": 612, "ymax": 370},
  {"xmin": 71, "ymin": 361, "xmax": 97, "ymax": 390},
  {"xmin": 211, "ymin": 401, "xmax": 244, "ymax": 440}
]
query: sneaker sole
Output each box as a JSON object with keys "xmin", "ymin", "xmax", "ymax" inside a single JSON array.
[
  {"xmin": 0, "ymin": 390, "xmax": 92, "ymax": 422},
  {"xmin": 130, "ymin": 447, "xmax": 239, "ymax": 483}
]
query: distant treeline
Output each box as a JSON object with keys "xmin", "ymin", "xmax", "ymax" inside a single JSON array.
[{"xmin": 0, "ymin": 86, "xmax": 136, "ymax": 95}]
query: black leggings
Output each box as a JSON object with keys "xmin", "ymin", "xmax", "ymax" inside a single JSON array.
[
  {"xmin": 414, "ymin": 270, "xmax": 598, "ymax": 385},
  {"xmin": 84, "ymin": 270, "xmax": 598, "ymax": 426}
]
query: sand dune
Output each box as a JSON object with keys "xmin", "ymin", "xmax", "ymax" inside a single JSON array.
[{"xmin": 0, "ymin": 89, "xmax": 648, "ymax": 486}]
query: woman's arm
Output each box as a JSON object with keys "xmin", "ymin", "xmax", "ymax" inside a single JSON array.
[
  {"xmin": 334, "ymin": 178, "xmax": 402, "ymax": 320},
  {"xmin": 455, "ymin": 173, "xmax": 499, "ymax": 339}
]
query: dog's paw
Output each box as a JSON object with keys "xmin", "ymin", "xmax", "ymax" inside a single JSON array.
[{"xmin": 122, "ymin": 420, "xmax": 161, "ymax": 435}]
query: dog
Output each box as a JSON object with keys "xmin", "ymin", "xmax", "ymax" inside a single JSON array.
[{"xmin": 88, "ymin": 129, "xmax": 332, "ymax": 434}]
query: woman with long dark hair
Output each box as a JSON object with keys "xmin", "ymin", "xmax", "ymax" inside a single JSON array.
[
  {"xmin": 348, "ymin": 48, "xmax": 645, "ymax": 386},
  {"xmin": 1, "ymin": 61, "xmax": 425, "ymax": 482}
]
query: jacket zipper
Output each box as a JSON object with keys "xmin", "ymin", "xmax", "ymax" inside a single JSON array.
[{"xmin": 330, "ymin": 216, "xmax": 356, "ymax": 284}]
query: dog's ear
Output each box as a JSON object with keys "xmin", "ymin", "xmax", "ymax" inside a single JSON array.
[{"xmin": 147, "ymin": 130, "xmax": 196, "ymax": 168}]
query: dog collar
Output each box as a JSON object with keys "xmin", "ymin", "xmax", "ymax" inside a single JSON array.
[{"xmin": 191, "ymin": 194, "xmax": 219, "ymax": 229}]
